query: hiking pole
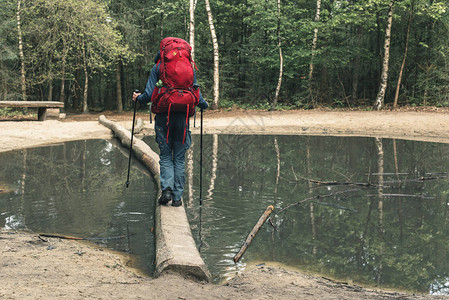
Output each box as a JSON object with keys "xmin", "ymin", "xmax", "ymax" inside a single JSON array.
[
  {"xmin": 125, "ymin": 89, "xmax": 140, "ymax": 188},
  {"xmin": 199, "ymin": 108, "xmax": 204, "ymax": 205},
  {"xmin": 193, "ymin": 109, "xmax": 196, "ymax": 128}
]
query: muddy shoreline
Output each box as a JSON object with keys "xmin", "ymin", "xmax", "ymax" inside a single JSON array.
[{"xmin": 1, "ymin": 109, "xmax": 448, "ymax": 299}]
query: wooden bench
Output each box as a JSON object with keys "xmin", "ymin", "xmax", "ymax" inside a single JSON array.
[{"xmin": 0, "ymin": 101, "xmax": 64, "ymax": 121}]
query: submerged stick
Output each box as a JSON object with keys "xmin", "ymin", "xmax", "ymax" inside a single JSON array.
[
  {"xmin": 39, "ymin": 233, "xmax": 133, "ymax": 241},
  {"xmin": 383, "ymin": 176, "xmax": 449, "ymax": 184},
  {"xmin": 367, "ymin": 193, "xmax": 434, "ymax": 199},
  {"xmin": 233, "ymin": 205, "xmax": 274, "ymax": 263},
  {"xmin": 290, "ymin": 169, "xmax": 385, "ymax": 188},
  {"xmin": 302, "ymin": 177, "xmax": 381, "ymax": 188},
  {"xmin": 272, "ymin": 188, "xmax": 361, "ymax": 218},
  {"xmin": 39, "ymin": 234, "xmax": 84, "ymax": 240}
]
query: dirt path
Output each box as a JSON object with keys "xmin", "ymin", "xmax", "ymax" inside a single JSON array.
[
  {"xmin": 1, "ymin": 109, "xmax": 448, "ymax": 299},
  {"xmin": 2, "ymin": 108, "xmax": 449, "ymax": 153}
]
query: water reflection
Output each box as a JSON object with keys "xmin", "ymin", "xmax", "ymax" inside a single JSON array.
[
  {"xmin": 0, "ymin": 140, "xmax": 157, "ymax": 275},
  {"xmin": 175, "ymin": 135, "xmax": 449, "ymax": 294},
  {"xmin": 2, "ymin": 135, "xmax": 448, "ymax": 294}
]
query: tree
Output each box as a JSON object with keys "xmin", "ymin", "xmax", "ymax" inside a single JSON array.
[
  {"xmin": 1, "ymin": 0, "xmax": 449, "ymax": 110},
  {"xmin": 0, "ymin": 0, "xmax": 19, "ymax": 100},
  {"xmin": 16, "ymin": 0, "xmax": 26, "ymax": 101},
  {"xmin": 272, "ymin": 0, "xmax": 283, "ymax": 110},
  {"xmin": 308, "ymin": 0, "xmax": 321, "ymax": 106},
  {"xmin": 190, "ymin": 0, "xmax": 198, "ymax": 61},
  {"xmin": 393, "ymin": 0, "xmax": 414, "ymax": 108},
  {"xmin": 204, "ymin": 0, "xmax": 220, "ymax": 109},
  {"xmin": 71, "ymin": 0, "xmax": 129, "ymax": 113},
  {"xmin": 374, "ymin": 0, "xmax": 395, "ymax": 110},
  {"xmin": 19, "ymin": 0, "xmax": 130, "ymax": 111}
]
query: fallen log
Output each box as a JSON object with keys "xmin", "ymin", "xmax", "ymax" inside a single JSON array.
[
  {"xmin": 127, "ymin": 118, "xmax": 144, "ymax": 134},
  {"xmin": 234, "ymin": 205, "xmax": 274, "ymax": 263},
  {"xmin": 98, "ymin": 114, "xmax": 211, "ymax": 282},
  {"xmin": 99, "ymin": 115, "xmax": 159, "ymax": 176}
]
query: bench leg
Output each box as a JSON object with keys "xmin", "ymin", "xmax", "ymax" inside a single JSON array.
[{"xmin": 38, "ymin": 107, "xmax": 47, "ymax": 121}]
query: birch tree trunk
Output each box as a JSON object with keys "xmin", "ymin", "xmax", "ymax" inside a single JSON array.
[
  {"xmin": 48, "ymin": 79, "xmax": 53, "ymax": 101},
  {"xmin": 60, "ymin": 41, "xmax": 67, "ymax": 103},
  {"xmin": 393, "ymin": 1, "xmax": 413, "ymax": 109},
  {"xmin": 189, "ymin": 0, "xmax": 198, "ymax": 61},
  {"xmin": 82, "ymin": 42, "xmax": 89, "ymax": 113},
  {"xmin": 17, "ymin": 0, "xmax": 26, "ymax": 101},
  {"xmin": 204, "ymin": 0, "xmax": 220, "ymax": 109},
  {"xmin": 308, "ymin": 0, "xmax": 321, "ymax": 104},
  {"xmin": 272, "ymin": 0, "xmax": 283, "ymax": 110},
  {"xmin": 116, "ymin": 60, "xmax": 123, "ymax": 112},
  {"xmin": 374, "ymin": 0, "xmax": 395, "ymax": 110}
]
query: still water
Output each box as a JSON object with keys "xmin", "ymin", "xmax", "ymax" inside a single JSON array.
[
  {"xmin": 1, "ymin": 135, "xmax": 448, "ymax": 294},
  {"xmin": 0, "ymin": 139, "xmax": 157, "ymax": 275},
  {"xmin": 168, "ymin": 134, "xmax": 448, "ymax": 294}
]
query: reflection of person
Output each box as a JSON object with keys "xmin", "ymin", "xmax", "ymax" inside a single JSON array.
[{"xmin": 133, "ymin": 50, "xmax": 208, "ymax": 207}]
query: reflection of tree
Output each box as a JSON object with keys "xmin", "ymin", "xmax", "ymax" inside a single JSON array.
[
  {"xmin": 181, "ymin": 135, "xmax": 449, "ymax": 291},
  {"xmin": 306, "ymin": 138, "xmax": 317, "ymax": 256},
  {"xmin": 63, "ymin": 143, "xmax": 72, "ymax": 193},
  {"xmin": 20, "ymin": 149, "xmax": 27, "ymax": 227},
  {"xmin": 274, "ymin": 137, "xmax": 280, "ymax": 195},
  {"xmin": 0, "ymin": 140, "xmax": 153, "ymax": 236},
  {"xmin": 207, "ymin": 134, "xmax": 218, "ymax": 200},
  {"xmin": 393, "ymin": 139, "xmax": 404, "ymax": 242},
  {"xmin": 186, "ymin": 142, "xmax": 195, "ymax": 207},
  {"xmin": 81, "ymin": 140, "xmax": 87, "ymax": 192},
  {"xmin": 375, "ymin": 137, "xmax": 384, "ymax": 285}
]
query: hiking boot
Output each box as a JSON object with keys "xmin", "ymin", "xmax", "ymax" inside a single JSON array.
[
  {"xmin": 171, "ymin": 199, "xmax": 182, "ymax": 207},
  {"xmin": 158, "ymin": 188, "xmax": 172, "ymax": 205}
]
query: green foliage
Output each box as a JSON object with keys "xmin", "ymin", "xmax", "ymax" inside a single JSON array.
[
  {"xmin": 0, "ymin": 107, "xmax": 32, "ymax": 117},
  {"xmin": 0, "ymin": 0, "xmax": 448, "ymax": 109}
]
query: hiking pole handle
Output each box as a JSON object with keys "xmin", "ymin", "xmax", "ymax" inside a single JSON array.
[{"xmin": 126, "ymin": 89, "xmax": 140, "ymax": 188}]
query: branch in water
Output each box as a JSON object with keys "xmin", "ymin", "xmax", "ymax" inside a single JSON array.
[
  {"xmin": 290, "ymin": 167, "xmax": 386, "ymax": 188},
  {"xmin": 367, "ymin": 193, "xmax": 434, "ymax": 199},
  {"xmin": 270, "ymin": 188, "xmax": 361, "ymax": 220},
  {"xmin": 39, "ymin": 233, "xmax": 134, "ymax": 241}
]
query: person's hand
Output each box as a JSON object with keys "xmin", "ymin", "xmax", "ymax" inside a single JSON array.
[{"xmin": 132, "ymin": 92, "xmax": 141, "ymax": 102}]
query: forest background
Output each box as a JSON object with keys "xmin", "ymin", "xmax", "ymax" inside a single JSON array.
[{"xmin": 0, "ymin": 0, "xmax": 448, "ymax": 114}]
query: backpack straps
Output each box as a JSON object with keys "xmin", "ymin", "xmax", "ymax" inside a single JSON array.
[
  {"xmin": 166, "ymin": 103, "xmax": 172, "ymax": 144},
  {"xmin": 183, "ymin": 105, "xmax": 189, "ymax": 144}
]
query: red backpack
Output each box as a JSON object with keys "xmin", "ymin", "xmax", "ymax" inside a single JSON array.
[{"xmin": 150, "ymin": 37, "xmax": 200, "ymax": 118}]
